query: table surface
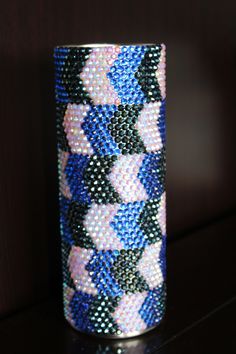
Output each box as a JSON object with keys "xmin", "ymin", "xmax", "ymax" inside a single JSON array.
[{"xmin": 0, "ymin": 213, "xmax": 235, "ymax": 354}]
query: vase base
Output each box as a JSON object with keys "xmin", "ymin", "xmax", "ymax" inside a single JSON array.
[{"xmin": 67, "ymin": 319, "xmax": 164, "ymax": 339}]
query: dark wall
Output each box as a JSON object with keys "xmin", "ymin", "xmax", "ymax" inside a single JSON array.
[{"xmin": 1, "ymin": 0, "xmax": 236, "ymax": 316}]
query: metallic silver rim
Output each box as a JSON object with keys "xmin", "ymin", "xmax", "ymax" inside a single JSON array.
[{"xmin": 55, "ymin": 43, "xmax": 160, "ymax": 49}]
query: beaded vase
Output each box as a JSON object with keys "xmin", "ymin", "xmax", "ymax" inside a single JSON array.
[{"xmin": 54, "ymin": 43, "xmax": 166, "ymax": 338}]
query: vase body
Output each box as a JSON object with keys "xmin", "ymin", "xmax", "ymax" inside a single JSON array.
[{"xmin": 54, "ymin": 43, "xmax": 166, "ymax": 338}]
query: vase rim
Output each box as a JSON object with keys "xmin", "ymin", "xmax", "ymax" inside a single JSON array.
[{"xmin": 55, "ymin": 43, "xmax": 165, "ymax": 49}]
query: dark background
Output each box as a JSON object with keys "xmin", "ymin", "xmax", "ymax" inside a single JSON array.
[{"xmin": 1, "ymin": 0, "xmax": 236, "ymax": 318}]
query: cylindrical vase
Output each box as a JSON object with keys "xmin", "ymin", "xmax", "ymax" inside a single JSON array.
[{"xmin": 54, "ymin": 43, "xmax": 166, "ymax": 338}]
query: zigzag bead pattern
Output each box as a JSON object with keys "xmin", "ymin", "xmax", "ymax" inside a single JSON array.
[{"xmin": 54, "ymin": 43, "xmax": 166, "ymax": 338}]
